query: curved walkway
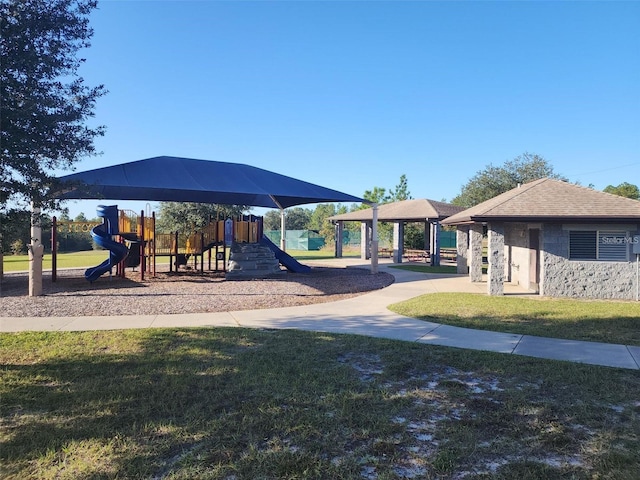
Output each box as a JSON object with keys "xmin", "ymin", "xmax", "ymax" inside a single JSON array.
[{"xmin": 2, "ymin": 261, "xmax": 639, "ymax": 370}]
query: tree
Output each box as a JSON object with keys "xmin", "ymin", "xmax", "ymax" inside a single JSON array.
[
  {"xmin": 451, "ymin": 153, "xmax": 566, "ymax": 207},
  {"xmin": 603, "ymin": 182, "xmax": 639, "ymax": 200},
  {"xmin": 1, "ymin": 0, "xmax": 106, "ymax": 209},
  {"xmin": 284, "ymin": 207, "xmax": 312, "ymax": 230},
  {"xmin": 308, "ymin": 203, "xmax": 349, "ymax": 246},
  {"xmin": 263, "ymin": 207, "xmax": 312, "ymax": 231},
  {"xmin": 361, "ymin": 186, "xmax": 390, "ymax": 206},
  {"xmin": 263, "ymin": 210, "xmax": 281, "ymax": 231},
  {"xmin": 0, "ymin": 209, "xmax": 31, "ymax": 254},
  {"xmin": 156, "ymin": 202, "xmax": 249, "ymax": 234},
  {"xmin": 389, "ymin": 174, "xmax": 412, "ymax": 202}
]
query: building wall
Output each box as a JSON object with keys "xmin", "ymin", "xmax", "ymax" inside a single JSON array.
[
  {"xmin": 504, "ymin": 223, "xmax": 531, "ymax": 289},
  {"xmin": 541, "ymin": 223, "xmax": 639, "ymax": 300}
]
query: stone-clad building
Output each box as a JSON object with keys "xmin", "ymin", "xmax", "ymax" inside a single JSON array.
[{"xmin": 442, "ymin": 178, "xmax": 640, "ymax": 300}]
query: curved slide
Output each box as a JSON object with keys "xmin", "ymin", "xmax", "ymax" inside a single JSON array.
[
  {"xmin": 260, "ymin": 235, "xmax": 311, "ymax": 273},
  {"xmin": 85, "ymin": 205, "xmax": 129, "ymax": 283}
]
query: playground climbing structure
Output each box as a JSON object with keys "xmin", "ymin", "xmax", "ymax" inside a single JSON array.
[{"xmin": 51, "ymin": 211, "xmax": 309, "ymax": 281}]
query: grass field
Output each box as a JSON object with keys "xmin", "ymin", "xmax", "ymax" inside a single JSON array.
[
  {"xmin": 1, "ymin": 328, "xmax": 639, "ymax": 479},
  {"xmin": 390, "ymin": 264, "xmax": 459, "ymax": 274},
  {"xmin": 2, "ymin": 251, "xmax": 110, "ymax": 272},
  {"xmin": 389, "ymin": 292, "xmax": 640, "ymax": 347},
  {"xmin": 2, "ymin": 248, "xmax": 358, "ymax": 272}
]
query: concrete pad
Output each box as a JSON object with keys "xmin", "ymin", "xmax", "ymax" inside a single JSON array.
[
  {"xmin": 229, "ymin": 304, "xmax": 442, "ymax": 342},
  {"xmin": 150, "ymin": 312, "xmax": 240, "ymax": 328},
  {"xmin": 0, "ymin": 316, "xmax": 74, "ymax": 332},
  {"xmin": 627, "ymin": 346, "xmax": 640, "ymax": 369},
  {"xmin": 417, "ymin": 324, "xmax": 522, "ymax": 353},
  {"xmin": 514, "ymin": 336, "xmax": 640, "ymax": 369},
  {"xmin": 59, "ymin": 315, "xmax": 156, "ymax": 331}
]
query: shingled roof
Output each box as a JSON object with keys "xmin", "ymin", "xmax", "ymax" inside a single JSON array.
[
  {"xmin": 328, "ymin": 199, "xmax": 464, "ymax": 222},
  {"xmin": 442, "ymin": 178, "xmax": 640, "ymax": 225}
]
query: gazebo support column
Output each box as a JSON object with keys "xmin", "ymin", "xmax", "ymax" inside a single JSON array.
[
  {"xmin": 334, "ymin": 221, "xmax": 344, "ymax": 258},
  {"xmin": 469, "ymin": 223, "xmax": 483, "ymax": 282},
  {"xmin": 393, "ymin": 221, "xmax": 404, "ymax": 263},
  {"xmin": 487, "ymin": 222, "xmax": 505, "ymax": 296},
  {"xmin": 430, "ymin": 221, "xmax": 441, "ymax": 267},
  {"xmin": 423, "ymin": 221, "xmax": 430, "ymax": 251},
  {"xmin": 370, "ymin": 203, "xmax": 378, "ymax": 274},
  {"xmin": 456, "ymin": 225, "xmax": 469, "ymax": 274},
  {"xmin": 361, "ymin": 221, "xmax": 371, "ymax": 260}
]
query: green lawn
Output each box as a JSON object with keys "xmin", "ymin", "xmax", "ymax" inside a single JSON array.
[
  {"xmin": 390, "ymin": 264, "xmax": 459, "ymax": 274},
  {"xmin": 282, "ymin": 248, "xmax": 360, "ymax": 261},
  {"xmin": 389, "ymin": 292, "xmax": 640, "ymax": 346},
  {"xmin": 2, "ymin": 249, "xmax": 356, "ymax": 272},
  {"xmin": 1, "ymin": 328, "xmax": 639, "ymax": 479},
  {"xmin": 390, "ymin": 264, "xmax": 489, "ymax": 274},
  {"xmin": 2, "ymin": 251, "xmax": 108, "ymax": 272}
]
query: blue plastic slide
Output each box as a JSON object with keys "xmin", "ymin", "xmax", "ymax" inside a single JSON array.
[
  {"xmin": 260, "ymin": 235, "xmax": 311, "ymax": 273},
  {"xmin": 85, "ymin": 205, "xmax": 129, "ymax": 282}
]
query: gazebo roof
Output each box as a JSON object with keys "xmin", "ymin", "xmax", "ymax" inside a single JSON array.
[
  {"xmin": 328, "ymin": 198, "xmax": 464, "ymax": 222},
  {"xmin": 442, "ymin": 178, "xmax": 640, "ymax": 225}
]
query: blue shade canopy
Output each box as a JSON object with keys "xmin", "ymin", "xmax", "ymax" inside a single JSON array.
[{"xmin": 57, "ymin": 156, "xmax": 367, "ymax": 209}]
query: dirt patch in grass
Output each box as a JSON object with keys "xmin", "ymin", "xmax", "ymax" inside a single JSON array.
[{"xmin": 1, "ymin": 329, "xmax": 639, "ymax": 479}]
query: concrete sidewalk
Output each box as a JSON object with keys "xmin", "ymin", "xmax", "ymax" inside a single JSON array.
[{"xmin": 2, "ymin": 260, "xmax": 639, "ymax": 370}]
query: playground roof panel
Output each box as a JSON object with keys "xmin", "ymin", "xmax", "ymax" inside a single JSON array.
[{"xmin": 56, "ymin": 156, "xmax": 367, "ymax": 209}]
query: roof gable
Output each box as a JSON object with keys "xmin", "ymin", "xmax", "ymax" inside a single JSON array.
[
  {"xmin": 329, "ymin": 198, "xmax": 465, "ymax": 222},
  {"xmin": 443, "ymin": 178, "xmax": 640, "ymax": 224}
]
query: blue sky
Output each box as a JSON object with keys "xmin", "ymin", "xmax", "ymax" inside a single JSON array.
[{"xmin": 64, "ymin": 0, "xmax": 639, "ymax": 218}]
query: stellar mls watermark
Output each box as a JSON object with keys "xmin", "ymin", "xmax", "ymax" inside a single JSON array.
[{"xmin": 600, "ymin": 235, "xmax": 640, "ymax": 245}]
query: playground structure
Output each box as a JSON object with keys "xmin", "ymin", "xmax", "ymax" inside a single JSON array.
[
  {"xmin": 51, "ymin": 206, "xmax": 155, "ymax": 282},
  {"xmin": 50, "ymin": 208, "xmax": 281, "ymax": 282},
  {"xmin": 84, "ymin": 205, "xmax": 130, "ymax": 282},
  {"xmin": 155, "ymin": 214, "xmax": 264, "ymax": 274}
]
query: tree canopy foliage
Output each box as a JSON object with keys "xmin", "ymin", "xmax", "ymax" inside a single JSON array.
[
  {"xmin": 603, "ymin": 182, "xmax": 639, "ymax": 200},
  {"xmin": 389, "ymin": 174, "xmax": 412, "ymax": 202},
  {"xmin": 0, "ymin": 0, "xmax": 106, "ymax": 209},
  {"xmin": 451, "ymin": 153, "xmax": 566, "ymax": 208},
  {"xmin": 360, "ymin": 174, "xmax": 412, "ymax": 207},
  {"xmin": 156, "ymin": 202, "xmax": 248, "ymax": 234}
]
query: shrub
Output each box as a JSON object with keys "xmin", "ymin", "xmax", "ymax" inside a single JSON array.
[{"xmin": 11, "ymin": 239, "xmax": 25, "ymax": 255}]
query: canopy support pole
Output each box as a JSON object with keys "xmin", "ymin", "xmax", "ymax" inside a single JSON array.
[
  {"xmin": 269, "ymin": 195, "xmax": 287, "ymax": 251},
  {"xmin": 371, "ymin": 203, "xmax": 378, "ymax": 274}
]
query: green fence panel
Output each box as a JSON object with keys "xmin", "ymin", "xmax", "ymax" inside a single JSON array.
[
  {"xmin": 440, "ymin": 230, "xmax": 456, "ymax": 249},
  {"xmin": 264, "ymin": 230, "xmax": 326, "ymax": 251}
]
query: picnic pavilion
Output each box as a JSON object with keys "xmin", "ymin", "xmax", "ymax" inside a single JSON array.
[{"xmin": 328, "ymin": 199, "xmax": 464, "ymax": 266}]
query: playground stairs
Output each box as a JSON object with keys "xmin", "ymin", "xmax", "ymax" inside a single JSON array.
[{"xmin": 226, "ymin": 242, "xmax": 284, "ymax": 279}]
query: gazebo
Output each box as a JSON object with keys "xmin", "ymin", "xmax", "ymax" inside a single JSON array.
[{"xmin": 328, "ymin": 199, "xmax": 464, "ymax": 265}]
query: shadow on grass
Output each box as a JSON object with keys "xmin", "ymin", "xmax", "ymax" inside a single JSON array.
[{"xmin": 2, "ymin": 329, "xmax": 639, "ymax": 479}]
